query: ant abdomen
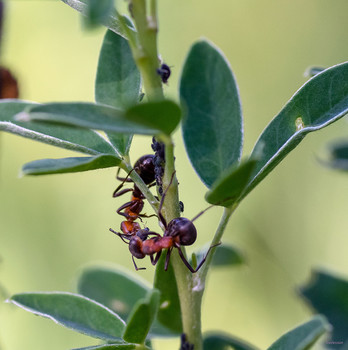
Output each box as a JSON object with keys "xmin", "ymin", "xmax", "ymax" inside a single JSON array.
[
  {"xmin": 166, "ymin": 217, "xmax": 197, "ymax": 246},
  {"xmin": 134, "ymin": 154, "xmax": 155, "ymax": 184},
  {"xmin": 129, "ymin": 236, "xmax": 146, "ymax": 259}
]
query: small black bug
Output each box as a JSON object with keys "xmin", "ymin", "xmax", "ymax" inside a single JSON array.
[{"xmin": 156, "ymin": 63, "xmax": 171, "ymax": 84}]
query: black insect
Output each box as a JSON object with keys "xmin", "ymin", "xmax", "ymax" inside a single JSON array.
[{"xmin": 156, "ymin": 63, "xmax": 171, "ymax": 84}]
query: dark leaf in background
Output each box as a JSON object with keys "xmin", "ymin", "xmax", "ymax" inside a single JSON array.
[
  {"xmin": 301, "ymin": 270, "xmax": 348, "ymax": 349},
  {"xmin": 203, "ymin": 332, "xmax": 259, "ymax": 350}
]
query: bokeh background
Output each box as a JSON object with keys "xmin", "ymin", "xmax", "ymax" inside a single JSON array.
[{"xmin": 0, "ymin": 0, "xmax": 348, "ymax": 349}]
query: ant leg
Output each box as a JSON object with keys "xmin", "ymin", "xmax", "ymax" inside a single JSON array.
[
  {"xmin": 113, "ymin": 187, "xmax": 133, "ymax": 198},
  {"xmin": 132, "ymin": 256, "xmax": 146, "ymax": 271},
  {"xmin": 150, "ymin": 251, "xmax": 162, "ymax": 266},
  {"xmin": 176, "ymin": 243, "xmax": 220, "ymax": 273},
  {"xmin": 138, "ymin": 213, "xmax": 158, "ymax": 219},
  {"xmin": 164, "ymin": 247, "xmax": 173, "ymax": 271},
  {"xmin": 116, "ymin": 201, "xmax": 135, "ymax": 218},
  {"xmin": 114, "ymin": 168, "xmax": 134, "ymax": 196},
  {"xmin": 158, "ymin": 171, "xmax": 176, "ymax": 228},
  {"xmin": 191, "ymin": 204, "xmax": 214, "ymax": 222},
  {"xmin": 109, "ymin": 228, "xmax": 130, "ymax": 244}
]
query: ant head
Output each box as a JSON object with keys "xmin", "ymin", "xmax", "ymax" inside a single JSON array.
[
  {"xmin": 166, "ymin": 217, "xmax": 197, "ymax": 246},
  {"xmin": 134, "ymin": 154, "xmax": 155, "ymax": 184},
  {"xmin": 129, "ymin": 236, "xmax": 145, "ymax": 259}
]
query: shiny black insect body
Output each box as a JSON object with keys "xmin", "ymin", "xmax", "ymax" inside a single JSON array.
[{"xmin": 157, "ymin": 63, "xmax": 171, "ymax": 84}]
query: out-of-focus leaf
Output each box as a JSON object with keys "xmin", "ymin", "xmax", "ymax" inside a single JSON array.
[
  {"xmin": 243, "ymin": 62, "xmax": 348, "ymax": 199},
  {"xmin": 301, "ymin": 270, "xmax": 348, "ymax": 348},
  {"xmin": 0, "ymin": 100, "xmax": 116, "ymax": 155},
  {"xmin": 203, "ymin": 332, "xmax": 259, "ymax": 350},
  {"xmin": 180, "ymin": 39, "xmax": 243, "ymax": 188},
  {"xmin": 192, "ymin": 244, "xmax": 244, "ymax": 268},
  {"xmin": 16, "ymin": 102, "xmax": 158, "ymax": 135},
  {"xmin": 304, "ymin": 66, "xmax": 325, "ymax": 78},
  {"xmin": 323, "ymin": 140, "xmax": 348, "ymax": 171},
  {"xmin": 267, "ymin": 316, "xmax": 329, "ymax": 350},
  {"xmin": 22, "ymin": 154, "xmax": 121, "ymax": 176},
  {"xmin": 154, "ymin": 254, "xmax": 182, "ymax": 334},
  {"xmin": 205, "ymin": 158, "xmax": 257, "ymax": 207},
  {"xmin": 77, "ymin": 266, "xmax": 150, "ymax": 322},
  {"xmin": 125, "ymin": 100, "xmax": 181, "ymax": 136},
  {"xmin": 77, "ymin": 266, "xmax": 174, "ymax": 338},
  {"xmin": 84, "ymin": 0, "xmax": 114, "ymax": 29},
  {"xmin": 10, "ymin": 292, "xmax": 125, "ymax": 341},
  {"xmin": 122, "ymin": 290, "xmax": 160, "ymax": 344},
  {"xmin": 61, "ymin": 0, "xmax": 135, "ymax": 40}
]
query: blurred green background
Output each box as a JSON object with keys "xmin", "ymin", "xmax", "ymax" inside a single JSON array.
[{"xmin": 0, "ymin": 0, "xmax": 348, "ymax": 349}]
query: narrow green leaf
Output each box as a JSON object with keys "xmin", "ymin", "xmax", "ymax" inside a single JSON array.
[
  {"xmin": 77, "ymin": 266, "xmax": 173, "ymax": 338},
  {"xmin": 106, "ymin": 133, "xmax": 133, "ymax": 156},
  {"xmin": 154, "ymin": 255, "xmax": 182, "ymax": 334},
  {"xmin": 180, "ymin": 39, "xmax": 243, "ymax": 188},
  {"xmin": 193, "ymin": 244, "xmax": 244, "ymax": 268},
  {"xmin": 301, "ymin": 270, "xmax": 348, "ymax": 347},
  {"xmin": 244, "ymin": 62, "xmax": 348, "ymax": 198},
  {"xmin": 0, "ymin": 100, "xmax": 116, "ymax": 155},
  {"xmin": 267, "ymin": 316, "xmax": 329, "ymax": 350},
  {"xmin": 22, "ymin": 154, "xmax": 121, "ymax": 176},
  {"xmin": 96, "ymin": 30, "xmax": 141, "ymax": 109},
  {"xmin": 205, "ymin": 158, "xmax": 257, "ymax": 207},
  {"xmin": 17, "ymin": 102, "xmax": 158, "ymax": 135},
  {"xmin": 122, "ymin": 289, "xmax": 160, "ymax": 344},
  {"xmin": 73, "ymin": 343, "xmax": 139, "ymax": 350},
  {"xmin": 203, "ymin": 332, "xmax": 259, "ymax": 350},
  {"xmin": 61, "ymin": 0, "xmax": 135, "ymax": 40},
  {"xmin": 125, "ymin": 100, "xmax": 182, "ymax": 136},
  {"xmin": 10, "ymin": 292, "xmax": 125, "ymax": 341},
  {"xmin": 77, "ymin": 266, "xmax": 150, "ymax": 323},
  {"xmin": 84, "ymin": 0, "xmax": 114, "ymax": 29}
]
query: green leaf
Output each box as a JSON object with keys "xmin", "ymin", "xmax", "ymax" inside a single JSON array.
[
  {"xmin": 122, "ymin": 290, "xmax": 160, "ymax": 344},
  {"xmin": 180, "ymin": 39, "xmax": 243, "ymax": 188},
  {"xmin": 10, "ymin": 292, "xmax": 125, "ymax": 341},
  {"xmin": 267, "ymin": 316, "xmax": 329, "ymax": 350},
  {"xmin": 244, "ymin": 62, "xmax": 348, "ymax": 198},
  {"xmin": 323, "ymin": 140, "xmax": 348, "ymax": 171},
  {"xmin": 203, "ymin": 332, "xmax": 259, "ymax": 350},
  {"xmin": 22, "ymin": 154, "xmax": 121, "ymax": 176},
  {"xmin": 301, "ymin": 270, "xmax": 348, "ymax": 347},
  {"xmin": 205, "ymin": 158, "xmax": 257, "ymax": 207},
  {"xmin": 125, "ymin": 100, "xmax": 182, "ymax": 136},
  {"xmin": 304, "ymin": 66, "xmax": 325, "ymax": 78},
  {"xmin": 17, "ymin": 102, "xmax": 158, "ymax": 135},
  {"xmin": 77, "ymin": 266, "xmax": 150, "ymax": 323},
  {"xmin": 77, "ymin": 266, "xmax": 173, "ymax": 338},
  {"xmin": 61, "ymin": 0, "xmax": 135, "ymax": 40},
  {"xmin": 192, "ymin": 244, "xmax": 244, "ymax": 268},
  {"xmin": 0, "ymin": 100, "xmax": 116, "ymax": 155},
  {"xmin": 96, "ymin": 30, "xmax": 141, "ymax": 109},
  {"xmin": 73, "ymin": 343, "xmax": 140, "ymax": 350},
  {"xmin": 84, "ymin": 0, "xmax": 114, "ymax": 29},
  {"xmin": 95, "ymin": 29, "xmax": 140, "ymax": 155},
  {"xmin": 154, "ymin": 254, "xmax": 182, "ymax": 334}
]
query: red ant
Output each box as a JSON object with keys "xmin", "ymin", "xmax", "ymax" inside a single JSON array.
[{"xmin": 110, "ymin": 173, "xmax": 218, "ymax": 273}]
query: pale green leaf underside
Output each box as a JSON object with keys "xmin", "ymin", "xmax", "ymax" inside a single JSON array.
[
  {"xmin": 22, "ymin": 154, "xmax": 121, "ymax": 176},
  {"xmin": 0, "ymin": 100, "xmax": 116, "ymax": 155},
  {"xmin": 10, "ymin": 292, "xmax": 126, "ymax": 341}
]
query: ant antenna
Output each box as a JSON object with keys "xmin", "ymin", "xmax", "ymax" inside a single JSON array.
[
  {"xmin": 191, "ymin": 204, "xmax": 215, "ymax": 222},
  {"xmin": 158, "ymin": 171, "xmax": 176, "ymax": 227}
]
